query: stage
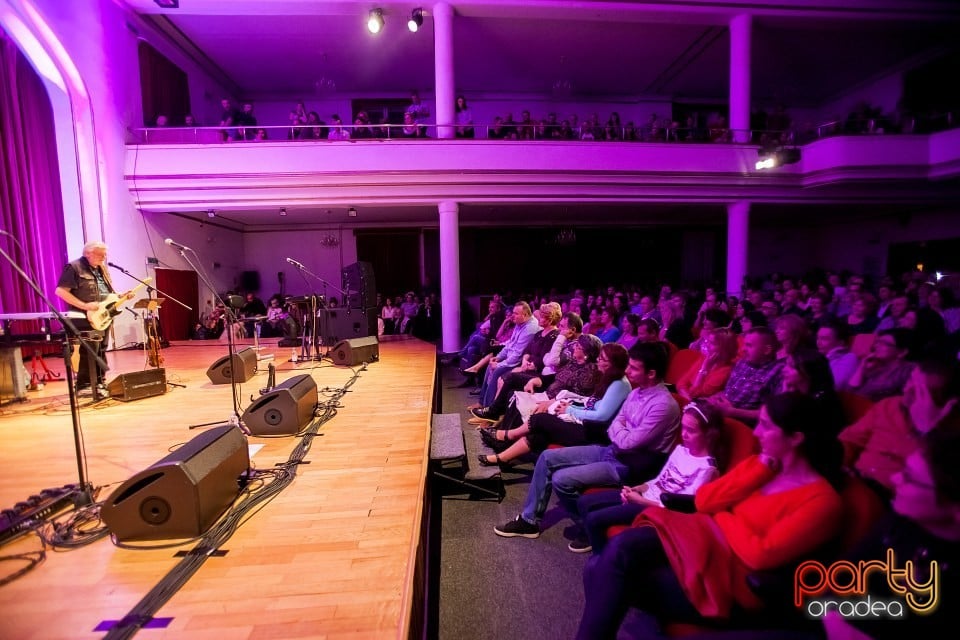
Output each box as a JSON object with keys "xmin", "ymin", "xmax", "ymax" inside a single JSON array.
[{"xmin": 0, "ymin": 336, "xmax": 436, "ymax": 639}]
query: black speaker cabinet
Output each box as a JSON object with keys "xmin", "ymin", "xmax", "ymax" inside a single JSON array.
[
  {"xmin": 330, "ymin": 336, "xmax": 379, "ymax": 366},
  {"xmin": 318, "ymin": 308, "xmax": 373, "ymax": 345},
  {"xmin": 206, "ymin": 347, "xmax": 258, "ymax": 384},
  {"xmin": 242, "ymin": 374, "xmax": 318, "ymax": 436},
  {"xmin": 106, "ymin": 368, "xmax": 167, "ymax": 401},
  {"xmin": 100, "ymin": 425, "xmax": 249, "ymax": 542},
  {"xmin": 341, "ymin": 261, "xmax": 376, "ymax": 309}
]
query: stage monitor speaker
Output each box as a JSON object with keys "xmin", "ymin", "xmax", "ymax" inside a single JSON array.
[
  {"xmin": 341, "ymin": 261, "xmax": 376, "ymax": 309},
  {"xmin": 100, "ymin": 425, "xmax": 249, "ymax": 542},
  {"xmin": 107, "ymin": 368, "xmax": 167, "ymax": 401},
  {"xmin": 330, "ymin": 336, "xmax": 379, "ymax": 366},
  {"xmin": 318, "ymin": 308, "xmax": 373, "ymax": 345},
  {"xmin": 242, "ymin": 373, "xmax": 319, "ymax": 436},
  {"xmin": 206, "ymin": 347, "xmax": 258, "ymax": 384}
]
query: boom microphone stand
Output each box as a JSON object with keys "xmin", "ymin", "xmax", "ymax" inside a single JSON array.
[
  {"xmin": 108, "ymin": 261, "xmax": 191, "ymax": 388},
  {"xmin": 286, "ymin": 257, "xmax": 348, "ymax": 358},
  {"xmin": 0, "ymin": 233, "xmax": 107, "ymax": 507},
  {"xmin": 164, "ymin": 238, "xmax": 245, "ymax": 431}
]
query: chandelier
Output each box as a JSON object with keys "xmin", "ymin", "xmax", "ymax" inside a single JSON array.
[
  {"xmin": 314, "ymin": 77, "xmax": 336, "ymax": 95},
  {"xmin": 319, "ymin": 234, "xmax": 339, "ymax": 248}
]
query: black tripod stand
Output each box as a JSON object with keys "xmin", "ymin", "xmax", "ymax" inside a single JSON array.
[
  {"xmin": 166, "ymin": 239, "xmax": 247, "ymax": 431},
  {"xmin": 287, "ymin": 257, "xmax": 348, "ymax": 359},
  {"xmin": 0, "ymin": 233, "xmax": 107, "ymax": 507}
]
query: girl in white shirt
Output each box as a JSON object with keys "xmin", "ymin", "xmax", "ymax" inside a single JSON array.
[{"xmin": 570, "ymin": 399, "xmax": 724, "ymax": 553}]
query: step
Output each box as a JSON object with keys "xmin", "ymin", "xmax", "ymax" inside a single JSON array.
[{"xmin": 430, "ymin": 413, "xmax": 466, "ymax": 461}]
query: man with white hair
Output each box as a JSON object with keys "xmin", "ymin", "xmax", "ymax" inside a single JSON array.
[{"xmin": 55, "ymin": 241, "xmax": 133, "ymax": 396}]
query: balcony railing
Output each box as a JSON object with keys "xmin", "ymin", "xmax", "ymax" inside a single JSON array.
[{"xmin": 130, "ymin": 110, "xmax": 959, "ymax": 146}]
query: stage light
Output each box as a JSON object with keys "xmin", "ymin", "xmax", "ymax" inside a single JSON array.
[
  {"xmin": 755, "ymin": 147, "xmax": 801, "ymax": 171},
  {"xmin": 279, "ymin": 208, "xmax": 287, "ymax": 217},
  {"xmin": 408, "ymin": 8, "xmax": 423, "ymax": 32},
  {"xmin": 206, "ymin": 209, "xmax": 216, "ymax": 218},
  {"xmin": 348, "ymin": 207, "xmax": 358, "ymax": 217},
  {"xmin": 153, "ymin": 0, "xmax": 179, "ymax": 8},
  {"xmin": 367, "ymin": 8, "xmax": 384, "ymax": 34}
]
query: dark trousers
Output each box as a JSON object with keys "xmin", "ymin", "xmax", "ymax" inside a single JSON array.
[
  {"xmin": 487, "ymin": 370, "xmax": 538, "ymax": 415},
  {"xmin": 576, "ymin": 525, "xmax": 704, "ymax": 640},
  {"xmin": 73, "ymin": 318, "xmax": 106, "ymax": 388},
  {"xmin": 526, "ymin": 412, "xmax": 607, "ymax": 451},
  {"xmin": 577, "ymin": 489, "xmax": 648, "ymax": 553}
]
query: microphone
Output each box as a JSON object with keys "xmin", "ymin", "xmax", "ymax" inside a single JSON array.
[
  {"xmin": 106, "ymin": 261, "xmax": 126, "ymax": 271},
  {"xmin": 165, "ymin": 238, "xmax": 191, "ymax": 251},
  {"xmin": 286, "ymin": 257, "xmax": 305, "ymax": 269}
]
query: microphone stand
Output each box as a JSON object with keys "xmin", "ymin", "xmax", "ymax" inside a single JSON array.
[
  {"xmin": 109, "ymin": 262, "xmax": 190, "ymax": 389},
  {"xmin": 0, "ymin": 241, "xmax": 106, "ymax": 507},
  {"xmin": 290, "ymin": 262, "xmax": 319, "ymax": 361},
  {"xmin": 289, "ymin": 260, "xmax": 348, "ymax": 358},
  {"xmin": 170, "ymin": 246, "xmax": 245, "ymax": 432}
]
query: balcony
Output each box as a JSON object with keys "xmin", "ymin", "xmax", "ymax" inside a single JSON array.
[{"xmin": 125, "ymin": 127, "xmax": 960, "ymax": 219}]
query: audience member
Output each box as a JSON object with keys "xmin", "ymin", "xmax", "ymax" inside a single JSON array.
[
  {"xmin": 575, "ymin": 392, "xmax": 844, "ymax": 639},
  {"xmin": 493, "ymin": 342, "xmax": 679, "ymax": 540}
]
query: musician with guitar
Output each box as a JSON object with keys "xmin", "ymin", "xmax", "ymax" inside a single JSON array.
[{"xmin": 54, "ymin": 241, "xmax": 137, "ymax": 396}]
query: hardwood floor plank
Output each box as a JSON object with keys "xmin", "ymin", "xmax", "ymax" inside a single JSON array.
[{"xmin": 0, "ymin": 337, "xmax": 434, "ymax": 639}]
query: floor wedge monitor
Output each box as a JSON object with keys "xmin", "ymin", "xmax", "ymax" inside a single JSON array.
[
  {"xmin": 242, "ymin": 374, "xmax": 319, "ymax": 436},
  {"xmin": 106, "ymin": 368, "xmax": 167, "ymax": 401},
  {"xmin": 206, "ymin": 346, "xmax": 258, "ymax": 384},
  {"xmin": 100, "ymin": 425, "xmax": 250, "ymax": 542},
  {"xmin": 329, "ymin": 336, "xmax": 379, "ymax": 366}
]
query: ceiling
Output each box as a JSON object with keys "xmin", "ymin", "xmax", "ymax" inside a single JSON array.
[{"xmin": 123, "ymin": 1, "xmax": 960, "ymax": 105}]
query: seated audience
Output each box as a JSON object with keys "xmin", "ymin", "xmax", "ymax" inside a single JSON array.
[
  {"xmin": 616, "ymin": 313, "xmax": 641, "ymax": 350},
  {"xmin": 473, "ymin": 302, "xmax": 540, "ymax": 409},
  {"xmin": 470, "ymin": 302, "xmax": 561, "ymax": 422},
  {"xmin": 478, "ymin": 341, "xmax": 630, "ymax": 466},
  {"xmin": 846, "ymin": 328, "xmax": 915, "ymax": 401},
  {"xmin": 676, "ymin": 327, "xmax": 739, "ymax": 402},
  {"xmin": 493, "ymin": 342, "xmax": 679, "ymax": 540},
  {"xmin": 781, "ymin": 347, "xmax": 845, "ymax": 435},
  {"xmin": 575, "ymin": 399, "xmax": 724, "ymax": 553},
  {"xmin": 594, "ymin": 306, "xmax": 622, "ymax": 343},
  {"xmin": 575, "ymin": 392, "xmax": 844, "ymax": 639},
  {"xmin": 709, "ymin": 327, "xmax": 783, "ymax": 424},
  {"xmin": 840, "ymin": 356, "xmax": 960, "ymax": 495},
  {"xmin": 816, "ymin": 319, "xmax": 860, "ymax": 390}
]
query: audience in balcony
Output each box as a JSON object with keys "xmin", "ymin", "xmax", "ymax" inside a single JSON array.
[{"xmin": 454, "ymin": 95, "xmax": 474, "ymax": 138}]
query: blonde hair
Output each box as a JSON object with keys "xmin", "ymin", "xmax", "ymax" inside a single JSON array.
[{"xmin": 540, "ymin": 301, "xmax": 562, "ymax": 326}]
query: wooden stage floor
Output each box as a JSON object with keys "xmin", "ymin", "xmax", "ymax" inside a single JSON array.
[{"xmin": 0, "ymin": 336, "xmax": 436, "ymax": 639}]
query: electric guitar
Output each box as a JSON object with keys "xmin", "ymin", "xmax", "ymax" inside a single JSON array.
[{"xmin": 86, "ymin": 278, "xmax": 152, "ymax": 331}]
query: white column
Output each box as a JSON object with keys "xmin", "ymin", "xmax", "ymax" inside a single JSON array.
[
  {"xmin": 433, "ymin": 2, "xmax": 455, "ymax": 139},
  {"xmin": 729, "ymin": 13, "xmax": 752, "ymax": 144},
  {"xmin": 438, "ymin": 201, "xmax": 461, "ymax": 353},
  {"xmin": 726, "ymin": 201, "xmax": 750, "ymax": 298}
]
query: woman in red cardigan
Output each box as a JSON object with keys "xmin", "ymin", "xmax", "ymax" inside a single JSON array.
[{"xmin": 575, "ymin": 392, "xmax": 845, "ymax": 639}]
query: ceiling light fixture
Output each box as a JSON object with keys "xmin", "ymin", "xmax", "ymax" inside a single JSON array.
[
  {"xmin": 153, "ymin": 0, "xmax": 179, "ymax": 8},
  {"xmin": 348, "ymin": 207, "xmax": 358, "ymax": 217},
  {"xmin": 408, "ymin": 8, "xmax": 423, "ymax": 32},
  {"xmin": 206, "ymin": 209, "xmax": 216, "ymax": 218},
  {"xmin": 279, "ymin": 208, "xmax": 287, "ymax": 217},
  {"xmin": 367, "ymin": 8, "xmax": 384, "ymax": 34}
]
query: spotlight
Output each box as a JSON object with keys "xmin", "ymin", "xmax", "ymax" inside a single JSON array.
[
  {"xmin": 153, "ymin": 0, "xmax": 179, "ymax": 7},
  {"xmin": 348, "ymin": 207, "xmax": 358, "ymax": 217},
  {"xmin": 408, "ymin": 8, "xmax": 423, "ymax": 32},
  {"xmin": 755, "ymin": 147, "xmax": 801, "ymax": 171},
  {"xmin": 367, "ymin": 8, "xmax": 384, "ymax": 34},
  {"xmin": 279, "ymin": 208, "xmax": 287, "ymax": 217},
  {"xmin": 206, "ymin": 209, "xmax": 216, "ymax": 218}
]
